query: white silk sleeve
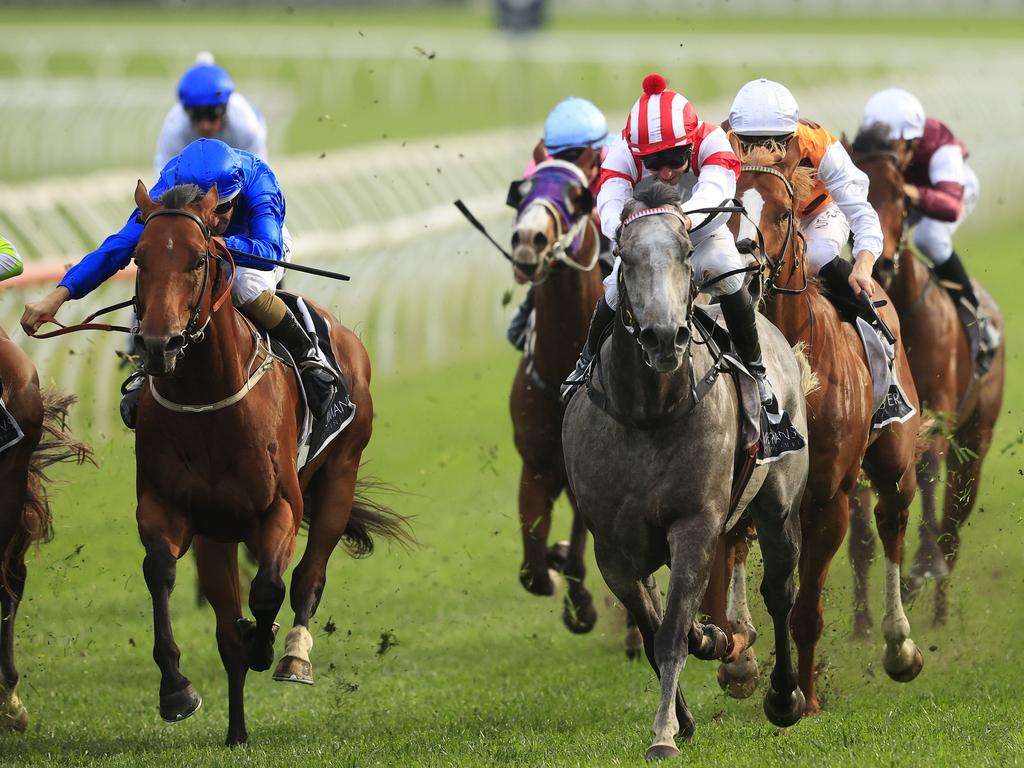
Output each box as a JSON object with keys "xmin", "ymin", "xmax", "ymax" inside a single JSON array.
[
  {"xmin": 819, "ymin": 141, "xmax": 883, "ymax": 260},
  {"xmin": 597, "ymin": 175, "xmax": 633, "ymax": 243},
  {"xmin": 928, "ymin": 144, "xmax": 966, "ymax": 185},
  {"xmin": 683, "ymin": 164, "xmax": 736, "ymax": 243}
]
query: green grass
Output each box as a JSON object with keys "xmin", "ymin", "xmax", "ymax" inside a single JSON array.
[{"xmin": 1, "ymin": 221, "xmax": 1022, "ymax": 766}]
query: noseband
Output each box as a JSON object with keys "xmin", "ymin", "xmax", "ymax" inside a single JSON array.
[{"xmin": 135, "ymin": 207, "xmax": 235, "ymax": 356}]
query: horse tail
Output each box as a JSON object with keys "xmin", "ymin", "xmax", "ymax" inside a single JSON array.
[
  {"xmin": 791, "ymin": 341, "xmax": 820, "ymax": 398},
  {"xmin": 338, "ymin": 477, "xmax": 415, "ymax": 559}
]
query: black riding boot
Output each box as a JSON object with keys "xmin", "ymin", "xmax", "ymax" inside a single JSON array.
[
  {"xmin": 559, "ymin": 296, "xmax": 615, "ymax": 402},
  {"xmin": 818, "ymin": 256, "xmax": 870, "ymax": 319},
  {"xmin": 933, "ymin": 251, "xmax": 979, "ymax": 307},
  {"xmin": 506, "ymin": 287, "xmax": 535, "ymax": 351},
  {"xmin": 719, "ymin": 286, "xmax": 773, "ymax": 406},
  {"xmin": 271, "ymin": 308, "xmax": 338, "ymax": 420}
]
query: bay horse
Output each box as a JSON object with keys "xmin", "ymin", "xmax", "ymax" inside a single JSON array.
[
  {"xmin": 0, "ymin": 327, "xmax": 91, "ymax": 732},
  {"xmin": 718, "ymin": 146, "xmax": 925, "ymax": 715},
  {"xmin": 507, "ymin": 152, "xmax": 604, "ymax": 633},
  {"xmin": 128, "ymin": 181, "xmax": 411, "ymax": 746},
  {"xmin": 563, "ymin": 184, "xmax": 809, "ymax": 760},
  {"xmin": 847, "ymin": 127, "xmax": 1005, "ymax": 627}
]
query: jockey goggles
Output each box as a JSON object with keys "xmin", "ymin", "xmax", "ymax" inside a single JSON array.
[
  {"xmin": 641, "ymin": 146, "xmax": 692, "ymax": 172},
  {"xmin": 186, "ymin": 104, "xmax": 227, "ymax": 123},
  {"xmin": 736, "ymin": 132, "xmax": 794, "ymax": 152}
]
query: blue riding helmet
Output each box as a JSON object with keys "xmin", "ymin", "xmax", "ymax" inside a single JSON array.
[
  {"xmin": 171, "ymin": 138, "xmax": 244, "ymax": 202},
  {"xmin": 178, "ymin": 63, "xmax": 234, "ymax": 109},
  {"xmin": 544, "ymin": 97, "xmax": 610, "ymax": 155}
]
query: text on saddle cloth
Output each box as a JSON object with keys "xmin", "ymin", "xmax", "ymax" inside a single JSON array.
[
  {"xmin": 271, "ymin": 291, "xmax": 356, "ymax": 471},
  {"xmin": 854, "ymin": 317, "xmax": 916, "ymax": 429},
  {"xmin": 0, "ymin": 398, "xmax": 25, "ymax": 454}
]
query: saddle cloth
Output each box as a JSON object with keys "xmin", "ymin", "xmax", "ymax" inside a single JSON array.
[
  {"xmin": 0, "ymin": 398, "xmax": 24, "ymax": 454},
  {"xmin": 955, "ymin": 297, "xmax": 999, "ymax": 377},
  {"xmin": 270, "ymin": 292, "xmax": 356, "ymax": 472},
  {"xmin": 854, "ymin": 317, "xmax": 916, "ymax": 430},
  {"xmin": 694, "ymin": 306, "xmax": 805, "ymax": 465}
]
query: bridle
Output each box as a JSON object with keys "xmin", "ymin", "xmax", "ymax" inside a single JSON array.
[
  {"xmin": 134, "ymin": 207, "xmax": 236, "ymax": 357},
  {"xmin": 740, "ymin": 164, "xmax": 808, "ymax": 296}
]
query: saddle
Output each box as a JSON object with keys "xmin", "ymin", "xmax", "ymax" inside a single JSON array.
[
  {"xmin": 0, "ymin": 397, "xmax": 25, "ymax": 454},
  {"xmin": 270, "ymin": 292, "xmax": 356, "ymax": 471}
]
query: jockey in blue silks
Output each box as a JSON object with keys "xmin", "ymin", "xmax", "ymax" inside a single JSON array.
[{"xmin": 21, "ymin": 138, "xmax": 338, "ymax": 426}]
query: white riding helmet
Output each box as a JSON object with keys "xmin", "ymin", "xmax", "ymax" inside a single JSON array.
[
  {"xmin": 863, "ymin": 88, "xmax": 926, "ymax": 141},
  {"xmin": 729, "ymin": 78, "xmax": 800, "ymax": 137}
]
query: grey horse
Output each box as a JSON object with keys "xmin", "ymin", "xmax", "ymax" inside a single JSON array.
[{"xmin": 562, "ymin": 184, "xmax": 809, "ymax": 760}]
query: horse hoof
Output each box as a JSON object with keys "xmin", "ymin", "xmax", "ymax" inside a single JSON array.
[
  {"xmin": 763, "ymin": 685, "xmax": 805, "ymax": 728},
  {"xmin": 226, "ymin": 728, "xmax": 249, "ymax": 748},
  {"xmin": 546, "ymin": 541, "xmax": 570, "ymax": 572},
  {"xmin": 159, "ymin": 684, "xmax": 202, "ymax": 723},
  {"xmin": 625, "ymin": 648, "xmax": 642, "ymax": 661},
  {"xmin": 239, "ymin": 618, "xmax": 280, "ymax": 672},
  {"xmin": 884, "ymin": 644, "xmax": 924, "ymax": 683},
  {"xmin": 518, "ymin": 567, "xmax": 559, "ymax": 597},
  {"xmin": 690, "ymin": 623, "xmax": 730, "ymax": 661},
  {"xmin": 645, "ymin": 743, "xmax": 680, "ymax": 761},
  {"xmin": 562, "ymin": 595, "xmax": 597, "ymax": 634},
  {"xmin": 273, "ymin": 655, "xmax": 314, "ymax": 685},
  {"xmin": 717, "ymin": 661, "xmax": 759, "ymax": 699},
  {"xmin": 0, "ymin": 696, "xmax": 28, "ymax": 733}
]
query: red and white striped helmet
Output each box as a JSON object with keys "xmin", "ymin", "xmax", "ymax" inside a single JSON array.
[{"xmin": 623, "ymin": 73, "xmax": 698, "ymax": 157}]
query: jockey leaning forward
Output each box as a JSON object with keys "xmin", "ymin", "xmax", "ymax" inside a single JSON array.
[
  {"xmin": 561, "ymin": 73, "xmax": 774, "ymax": 407},
  {"xmin": 862, "ymin": 87, "xmax": 999, "ymax": 356},
  {"xmin": 154, "ymin": 52, "xmax": 267, "ymax": 176},
  {"xmin": 725, "ymin": 78, "xmax": 887, "ymax": 330},
  {"xmin": 505, "ymin": 96, "xmax": 613, "ymax": 351},
  {"xmin": 20, "ymin": 138, "xmax": 338, "ymax": 425}
]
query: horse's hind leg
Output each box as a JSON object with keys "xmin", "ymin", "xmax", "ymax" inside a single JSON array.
[
  {"xmin": 561, "ymin": 493, "xmax": 597, "ymax": 634},
  {"xmin": 246, "ymin": 498, "xmax": 297, "ymax": 673},
  {"xmin": 717, "ymin": 537, "xmax": 761, "ymax": 699},
  {"xmin": 518, "ymin": 463, "xmax": 563, "ymax": 597},
  {"xmin": 908, "ymin": 445, "xmax": 947, "ymax": 597},
  {"xmin": 137, "ymin": 493, "xmax": 200, "ymax": 723},
  {"xmin": 194, "ymin": 537, "xmax": 249, "ymax": 747},
  {"xmin": 0, "ymin": 531, "xmax": 29, "ymax": 733},
  {"xmin": 848, "ymin": 483, "xmax": 876, "ymax": 638}
]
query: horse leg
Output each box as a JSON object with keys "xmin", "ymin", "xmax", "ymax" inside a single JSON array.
[
  {"xmin": 518, "ymin": 463, "xmax": 562, "ymax": 597},
  {"xmin": 864, "ymin": 454, "xmax": 924, "ymax": 683},
  {"xmin": 138, "ymin": 493, "xmax": 200, "ymax": 722},
  {"xmin": 848, "ymin": 482, "xmax": 876, "ymax": 639},
  {"xmin": 907, "ymin": 445, "xmax": 946, "ymax": 599},
  {"xmin": 0, "ymin": 534, "xmax": 28, "ymax": 733},
  {"xmin": 935, "ymin": 415, "xmax": 992, "ymax": 625},
  {"xmin": 194, "ymin": 537, "xmax": 249, "ymax": 747},
  {"xmin": 278, "ymin": 459, "xmax": 359, "ymax": 685},
  {"xmin": 717, "ymin": 537, "xmax": 761, "ymax": 699},
  {"xmin": 749, "ymin": 497, "xmax": 805, "ymax": 727},
  {"xmin": 561, "ymin": 492, "xmax": 597, "ymax": 634},
  {"xmin": 790, "ymin": 494, "xmax": 848, "ymax": 715},
  {"xmin": 246, "ymin": 498, "xmax": 297, "ymax": 673}
]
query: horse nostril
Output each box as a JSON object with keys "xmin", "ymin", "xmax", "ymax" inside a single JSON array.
[
  {"xmin": 166, "ymin": 335, "xmax": 186, "ymax": 354},
  {"xmin": 532, "ymin": 232, "xmax": 548, "ymax": 251},
  {"xmin": 511, "ymin": 231, "xmax": 520, "ymax": 248},
  {"xmin": 675, "ymin": 327, "xmax": 690, "ymax": 348},
  {"xmin": 638, "ymin": 328, "xmax": 658, "ymax": 350}
]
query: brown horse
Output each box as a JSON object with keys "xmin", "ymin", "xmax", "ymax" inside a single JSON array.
[
  {"xmin": 127, "ymin": 181, "xmax": 411, "ymax": 746},
  {"xmin": 508, "ymin": 150, "xmax": 605, "ymax": 632},
  {"xmin": 717, "ymin": 145, "xmax": 925, "ymax": 714},
  {"xmin": 848, "ymin": 137, "xmax": 1005, "ymax": 627},
  {"xmin": 0, "ymin": 328, "xmax": 91, "ymax": 732}
]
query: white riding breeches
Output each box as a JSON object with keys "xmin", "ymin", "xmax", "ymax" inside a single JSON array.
[
  {"xmin": 231, "ymin": 225, "xmax": 291, "ymax": 305},
  {"xmin": 801, "ymin": 202, "xmax": 851, "ymax": 275},
  {"xmin": 603, "ymin": 227, "xmax": 749, "ymax": 309},
  {"xmin": 911, "ymin": 163, "xmax": 979, "ymax": 267}
]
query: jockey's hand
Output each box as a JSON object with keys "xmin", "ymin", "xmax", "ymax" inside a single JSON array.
[
  {"xmin": 850, "ymin": 250, "xmax": 875, "ymax": 298},
  {"xmin": 902, "ymin": 184, "xmax": 921, "ymax": 207},
  {"xmin": 21, "ymin": 286, "xmax": 71, "ymax": 336}
]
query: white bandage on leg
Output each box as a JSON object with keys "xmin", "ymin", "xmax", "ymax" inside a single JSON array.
[
  {"xmin": 283, "ymin": 625, "xmax": 314, "ymax": 663},
  {"xmin": 801, "ymin": 203, "xmax": 851, "ymax": 275}
]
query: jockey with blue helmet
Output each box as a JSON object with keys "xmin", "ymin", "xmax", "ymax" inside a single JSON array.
[
  {"xmin": 154, "ymin": 52, "xmax": 267, "ymax": 175},
  {"xmin": 506, "ymin": 97, "xmax": 612, "ymax": 350},
  {"xmin": 21, "ymin": 138, "xmax": 337, "ymax": 425}
]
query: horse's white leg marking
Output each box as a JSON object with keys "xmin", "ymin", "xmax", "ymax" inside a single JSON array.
[
  {"xmin": 727, "ymin": 560, "xmax": 754, "ymax": 634},
  {"xmin": 283, "ymin": 625, "xmax": 314, "ymax": 663},
  {"xmin": 881, "ymin": 557, "xmax": 915, "ymax": 669}
]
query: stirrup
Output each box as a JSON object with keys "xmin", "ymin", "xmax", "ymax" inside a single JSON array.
[
  {"xmin": 559, "ymin": 349, "xmax": 594, "ymax": 403},
  {"xmin": 119, "ymin": 371, "xmax": 145, "ymax": 429}
]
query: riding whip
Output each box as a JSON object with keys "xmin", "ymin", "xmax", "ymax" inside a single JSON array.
[
  {"xmin": 227, "ymin": 248, "xmax": 351, "ymax": 281},
  {"xmin": 453, "ymin": 200, "xmax": 514, "ymax": 263}
]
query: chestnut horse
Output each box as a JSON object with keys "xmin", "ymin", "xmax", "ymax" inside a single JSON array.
[
  {"xmin": 128, "ymin": 182, "xmax": 411, "ymax": 746},
  {"xmin": 848, "ymin": 132, "xmax": 1005, "ymax": 627},
  {"xmin": 0, "ymin": 328, "xmax": 91, "ymax": 732},
  {"xmin": 507, "ymin": 151, "xmax": 604, "ymax": 633},
  {"xmin": 717, "ymin": 146, "xmax": 925, "ymax": 714}
]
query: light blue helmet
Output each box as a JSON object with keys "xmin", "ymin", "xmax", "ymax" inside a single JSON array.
[
  {"xmin": 171, "ymin": 139, "xmax": 244, "ymax": 202},
  {"xmin": 543, "ymin": 98, "xmax": 610, "ymax": 155},
  {"xmin": 178, "ymin": 60, "xmax": 234, "ymax": 109}
]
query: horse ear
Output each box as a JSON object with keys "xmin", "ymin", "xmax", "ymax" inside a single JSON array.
[
  {"xmin": 532, "ymin": 139, "xmax": 547, "ymax": 165},
  {"xmin": 506, "ymin": 179, "xmax": 531, "ymax": 210},
  {"xmin": 134, "ymin": 180, "xmax": 159, "ymax": 219},
  {"xmin": 199, "ymin": 183, "xmax": 220, "ymax": 214}
]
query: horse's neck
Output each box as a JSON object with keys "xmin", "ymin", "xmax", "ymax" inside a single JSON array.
[
  {"xmin": 161, "ymin": 303, "xmax": 254, "ymax": 404},
  {"xmin": 605, "ymin": 320, "xmax": 694, "ymax": 424},
  {"xmin": 762, "ymin": 246, "xmax": 815, "ymax": 345},
  {"xmin": 532, "ymin": 229, "xmax": 603, "ymax": 378},
  {"xmin": 889, "ymin": 247, "xmax": 930, "ymax": 312}
]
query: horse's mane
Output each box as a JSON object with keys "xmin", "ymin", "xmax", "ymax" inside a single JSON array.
[
  {"xmin": 622, "ymin": 182, "xmax": 682, "ymax": 219},
  {"xmin": 851, "ymin": 122, "xmax": 894, "ymax": 156},
  {"xmin": 159, "ymin": 183, "xmax": 204, "ymax": 210},
  {"xmin": 741, "ymin": 145, "xmax": 816, "ymax": 208}
]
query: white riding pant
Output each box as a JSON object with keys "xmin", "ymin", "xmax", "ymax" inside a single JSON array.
[
  {"xmin": 603, "ymin": 227, "xmax": 749, "ymax": 309},
  {"xmin": 231, "ymin": 225, "xmax": 292, "ymax": 305},
  {"xmin": 911, "ymin": 163, "xmax": 979, "ymax": 266},
  {"xmin": 801, "ymin": 202, "xmax": 851, "ymax": 275}
]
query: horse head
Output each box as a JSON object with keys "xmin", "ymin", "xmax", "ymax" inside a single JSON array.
[
  {"xmin": 506, "ymin": 150, "xmax": 596, "ymax": 282},
  {"xmin": 851, "ymin": 123, "xmax": 907, "ymax": 290},
  {"xmin": 131, "ymin": 180, "xmax": 224, "ymax": 376},
  {"xmin": 616, "ymin": 183, "xmax": 694, "ymax": 373}
]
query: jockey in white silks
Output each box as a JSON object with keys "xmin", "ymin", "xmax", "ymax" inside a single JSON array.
[{"xmin": 562, "ymin": 73, "xmax": 773, "ymax": 407}]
